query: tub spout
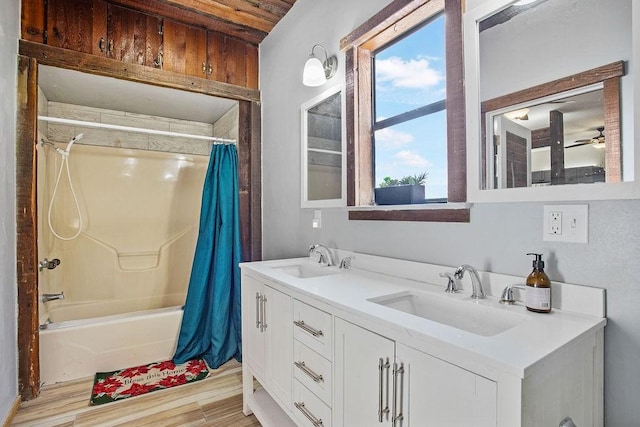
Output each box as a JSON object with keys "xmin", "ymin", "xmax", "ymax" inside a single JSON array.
[{"xmin": 42, "ymin": 292, "xmax": 65, "ymax": 303}]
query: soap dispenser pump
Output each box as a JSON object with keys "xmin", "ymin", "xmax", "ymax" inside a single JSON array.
[{"xmin": 525, "ymin": 253, "xmax": 551, "ymax": 313}]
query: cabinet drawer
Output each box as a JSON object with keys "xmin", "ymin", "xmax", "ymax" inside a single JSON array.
[
  {"xmin": 294, "ymin": 340, "xmax": 332, "ymax": 405},
  {"xmin": 293, "ymin": 299, "xmax": 332, "ymax": 360},
  {"xmin": 293, "ymin": 379, "xmax": 332, "ymax": 427}
]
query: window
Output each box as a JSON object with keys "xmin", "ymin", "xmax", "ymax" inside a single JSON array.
[
  {"xmin": 341, "ymin": 0, "xmax": 469, "ymax": 222},
  {"xmin": 373, "ymin": 14, "xmax": 447, "ymax": 200}
]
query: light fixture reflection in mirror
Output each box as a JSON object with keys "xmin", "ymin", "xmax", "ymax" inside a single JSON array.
[{"xmin": 485, "ymin": 86, "xmax": 609, "ymax": 189}]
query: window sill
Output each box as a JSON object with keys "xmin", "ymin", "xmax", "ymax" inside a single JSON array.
[{"xmin": 347, "ymin": 202, "xmax": 471, "ymax": 222}]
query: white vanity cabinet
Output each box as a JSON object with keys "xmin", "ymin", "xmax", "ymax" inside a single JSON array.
[
  {"xmin": 242, "ymin": 274, "xmax": 293, "ymax": 413},
  {"xmin": 334, "ymin": 318, "xmax": 496, "ymax": 427},
  {"xmin": 240, "ymin": 256, "xmax": 605, "ymax": 427}
]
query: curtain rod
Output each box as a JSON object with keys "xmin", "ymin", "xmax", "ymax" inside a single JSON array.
[{"xmin": 38, "ymin": 115, "xmax": 237, "ymax": 144}]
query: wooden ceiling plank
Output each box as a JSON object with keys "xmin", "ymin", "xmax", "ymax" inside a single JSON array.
[
  {"xmin": 111, "ymin": 0, "xmax": 267, "ymax": 44},
  {"xmin": 244, "ymin": 0, "xmax": 294, "ymax": 18},
  {"xmin": 210, "ymin": 0, "xmax": 286, "ymax": 22},
  {"xmin": 155, "ymin": 0, "xmax": 276, "ymax": 33}
]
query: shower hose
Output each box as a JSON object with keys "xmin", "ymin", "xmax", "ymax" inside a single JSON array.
[{"xmin": 47, "ymin": 135, "xmax": 83, "ymax": 241}]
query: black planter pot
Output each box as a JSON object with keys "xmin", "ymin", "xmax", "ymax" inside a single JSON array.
[{"xmin": 374, "ymin": 184, "xmax": 425, "ymax": 205}]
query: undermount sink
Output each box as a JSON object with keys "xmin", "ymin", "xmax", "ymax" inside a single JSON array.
[
  {"xmin": 273, "ymin": 262, "xmax": 340, "ymax": 279},
  {"xmin": 369, "ymin": 290, "xmax": 527, "ymax": 337}
]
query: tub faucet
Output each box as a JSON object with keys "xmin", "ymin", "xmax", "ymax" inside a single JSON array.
[
  {"xmin": 309, "ymin": 244, "xmax": 335, "ymax": 266},
  {"xmin": 42, "ymin": 292, "xmax": 64, "ymax": 303},
  {"xmin": 453, "ymin": 264, "xmax": 485, "ymax": 299}
]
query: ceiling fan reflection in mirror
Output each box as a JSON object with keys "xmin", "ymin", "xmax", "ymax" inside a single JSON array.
[{"xmin": 568, "ymin": 127, "xmax": 605, "ymax": 149}]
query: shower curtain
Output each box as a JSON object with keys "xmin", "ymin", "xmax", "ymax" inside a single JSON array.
[{"xmin": 173, "ymin": 143, "xmax": 243, "ymax": 368}]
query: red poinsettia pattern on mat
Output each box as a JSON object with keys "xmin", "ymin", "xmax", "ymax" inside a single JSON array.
[{"xmin": 90, "ymin": 358, "xmax": 209, "ymax": 405}]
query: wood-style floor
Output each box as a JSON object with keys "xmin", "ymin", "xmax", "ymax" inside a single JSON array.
[{"xmin": 10, "ymin": 359, "xmax": 261, "ymax": 427}]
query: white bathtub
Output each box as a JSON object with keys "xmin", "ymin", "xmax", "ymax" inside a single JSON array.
[{"xmin": 39, "ymin": 306, "xmax": 183, "ymax": 385}]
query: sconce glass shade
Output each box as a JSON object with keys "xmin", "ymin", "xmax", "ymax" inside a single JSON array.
[
  {"xmin": 303, "ymin": 55, "xmax": 327, "ymax": 87},
  {"xmin": 303, "ymin": 44, "xmax": 338, "ymax": 87}
]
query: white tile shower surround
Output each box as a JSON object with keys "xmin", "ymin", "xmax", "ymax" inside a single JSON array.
[{"xmin": 44, "ymin": 101, "xmax": 238, "ymax": 156}]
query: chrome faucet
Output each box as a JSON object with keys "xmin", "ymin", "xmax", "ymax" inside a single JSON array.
[
  {"xmin": 453, "ymin": 264, "xmax": 485, "ymax": 299},
  {"xmin": 309, "ymin": 244, "xmax": 335, "ymax": 266},
  {"xmin": 41, "ymin": 292, "xmax": 64, "ymax": 303}
]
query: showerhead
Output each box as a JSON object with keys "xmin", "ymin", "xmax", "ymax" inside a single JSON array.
[{"xmin": 65, "ymin": 133, "xmax": 84, "ymax": 153}]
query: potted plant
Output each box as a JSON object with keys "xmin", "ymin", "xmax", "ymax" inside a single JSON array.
[{"xmin": 374, "ymin": 172, "xmax": 428, "ymax": 205}]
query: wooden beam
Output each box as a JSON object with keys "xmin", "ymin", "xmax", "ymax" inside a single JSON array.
[
  {"xmin": 482, "ymin": 61, "xmax": 625, "ymax": 113},
  {"xmin": 249, "ymin": 101, "xmax": 262, "ymax": 261},
  {"xmin": 444, "ymin": 0, "xmax": 466, "ymax": 203},
  {"xmin": 603, "ymin": 77, "xmax": 622, "ymax": 182},
  {"xmin": 16, "ymin": 55, "xmax": 40, "ymax": 401},
  {"xmin": 110, "ymin": 0, "xmax": 267, "ymax": 44},
  {"xmin": 19, "ymin": 39, "xmax": 261, "ymax": 102},
  {"xmin": 349, "ymin": 208, "xmax": 470, "ymax": 222},
  {"xmin": 549, "ymin": 110, "xmax": 565, "ymax": 185},
  {"xmin": 531, "ymin": 127, "xmax": 551, "ymax": 149},
  {"xmin": 340, "ymin": 0, "xmax": 429, "ymax": 51},
  {"xmin": 345, "ymin": 47, "xmax": 356, "ymax": 206},
  {"xmin": 152, "ymin": 0, "xmax": 275, "ymax": 33}
]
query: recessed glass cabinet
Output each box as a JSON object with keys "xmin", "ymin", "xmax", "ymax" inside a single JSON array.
[{"xmin": 301, "ymin": 86, "xmax": 346, "ymax": 208}]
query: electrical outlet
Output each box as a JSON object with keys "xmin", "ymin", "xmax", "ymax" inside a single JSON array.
[
  {"xmin": 543, "ymin": 205, "xmax": 588, "ymax": 243},
  {"xmin": 312, "ymin": 210, "xmax": 322, "ymax": 229},
  {"xmin": 549, "ymin": 211, "xmax": 562, "ymax": 234}
]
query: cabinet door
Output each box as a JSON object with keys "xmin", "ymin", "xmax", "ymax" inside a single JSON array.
[
  {"xmin": 264, "ymin": 285, "xmax": 293, "ymax": 407},
  {"xmin": 397, "ymin": 343, "xmax": 497, "ymax": 427},
  {"xmin": 107, "ymin": 4, "xmax": 162, "ymax": 67},
  {"xmin": 334, "ymin": 318, "xmax": 395, "ymax": 427},
  {"xmin": 47, "ymin": 0, "xmax": 107, "ymax": 55},
  {"xmin": 207, "ymin": 32, "xmax": 252, "ymax": 86},
  {"xmin": 163, "ymin": 19, "xmax": 207, "ymax": 77},
  {"xmin": 242, "ymin": 275, "xmax": 265, "ymax": 379}
]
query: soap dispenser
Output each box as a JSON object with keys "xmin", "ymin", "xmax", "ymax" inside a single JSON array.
[{"xmin": 525, "ymin": 253, "xmax": 551, "ymax": 313}]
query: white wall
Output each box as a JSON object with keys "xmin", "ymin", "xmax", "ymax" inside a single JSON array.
[
  {"xmin": 0, "ymin": 0, "xmax": 20, "ymax": 421},
  {"xmin": 260, "ymin": 0, "xmax": 640, "ymax": 425}
]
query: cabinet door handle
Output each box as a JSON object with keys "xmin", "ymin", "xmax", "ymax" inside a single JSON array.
[
  {"xmin": 255, "ymin": 292, "xmax": 261, "ymax": 330},
  {"xmin": 293, "ymin": 320, "xmax": 323, "ymax": 337},
  {"xmin": 202, "ymin": 62, "xmax": 206, "ymax": 74},
  {"xmin": 261, "ymin": 295, "xmax": 268, "ymax": 331},
  {"xmin": 294, "ymin": 402, "xmax": 323, "ymax": 426},
  {"xmin": 108, "ymin": 39, "xmax": 114, "ymax": 53},
  {"xmin": 294, "ymin": 361, "xmax": 324, "ymax": 383},
  {"xmin": 392, "ymin": 362, "xmax": 405, "ymax": 427},
  {"xmin": 378, "ymin": 357, "xmax": 390, "ymax": 422},
  {"xmin": 207, "ymin": 63, "xmax": 213, "ymax": 75},
  {"xmin": 98, "ymin": 37, "xmax": 105, "ymax": 53}
]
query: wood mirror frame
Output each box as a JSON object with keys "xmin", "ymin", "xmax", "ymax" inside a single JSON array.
[{"xmin": 480, "ymin": 61, "xmax": 625, "ymax": 189}]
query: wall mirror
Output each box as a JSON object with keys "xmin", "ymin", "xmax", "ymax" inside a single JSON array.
[
  {"xmin": 464, "ymin": 0, "xmax": 636, "ymax": 202},
  {"xmin": 301, "ymin": 85, "xmax": 346, "ymax": 208}
]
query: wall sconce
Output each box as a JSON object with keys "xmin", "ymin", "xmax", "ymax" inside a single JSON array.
[{"xmin": 303, "ymin": 44, "xmax": 338, "ymax": 87}]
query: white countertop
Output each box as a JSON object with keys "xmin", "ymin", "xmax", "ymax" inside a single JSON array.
[{"xmin": 240, "ymin": 255, "xmax": 606, "ymax": 380}]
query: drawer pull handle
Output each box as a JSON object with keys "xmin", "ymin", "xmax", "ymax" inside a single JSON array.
[
  {"xmin": 294, "ymin": 401, "xmax": 323, "ymax": 426},
  {"xmin": 294, "ymin": 320, "xmax": 323, "ymax": 337},
  {"xmin": 294, "ymin": 361, "xmax": 324, "ymax": 383}
]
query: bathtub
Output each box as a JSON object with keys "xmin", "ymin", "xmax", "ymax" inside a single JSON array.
[{"xmin": 39, "ymin": 306, "xmax": 183, "ymax": 385}]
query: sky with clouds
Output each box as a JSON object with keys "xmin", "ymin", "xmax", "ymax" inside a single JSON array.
[{"xmin": 373, "ymin": 14, "xmax": 447, "ymax": 199}]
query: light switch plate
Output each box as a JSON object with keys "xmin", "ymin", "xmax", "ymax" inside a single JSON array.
[{"xmin": 543, "ymin": 204, "xmax": 588, "ymax": 243}]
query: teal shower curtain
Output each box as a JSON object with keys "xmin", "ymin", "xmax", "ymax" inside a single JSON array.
[{"xmin": 173, "ymin": 143, "xmax": 243, "ymax": 368}]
